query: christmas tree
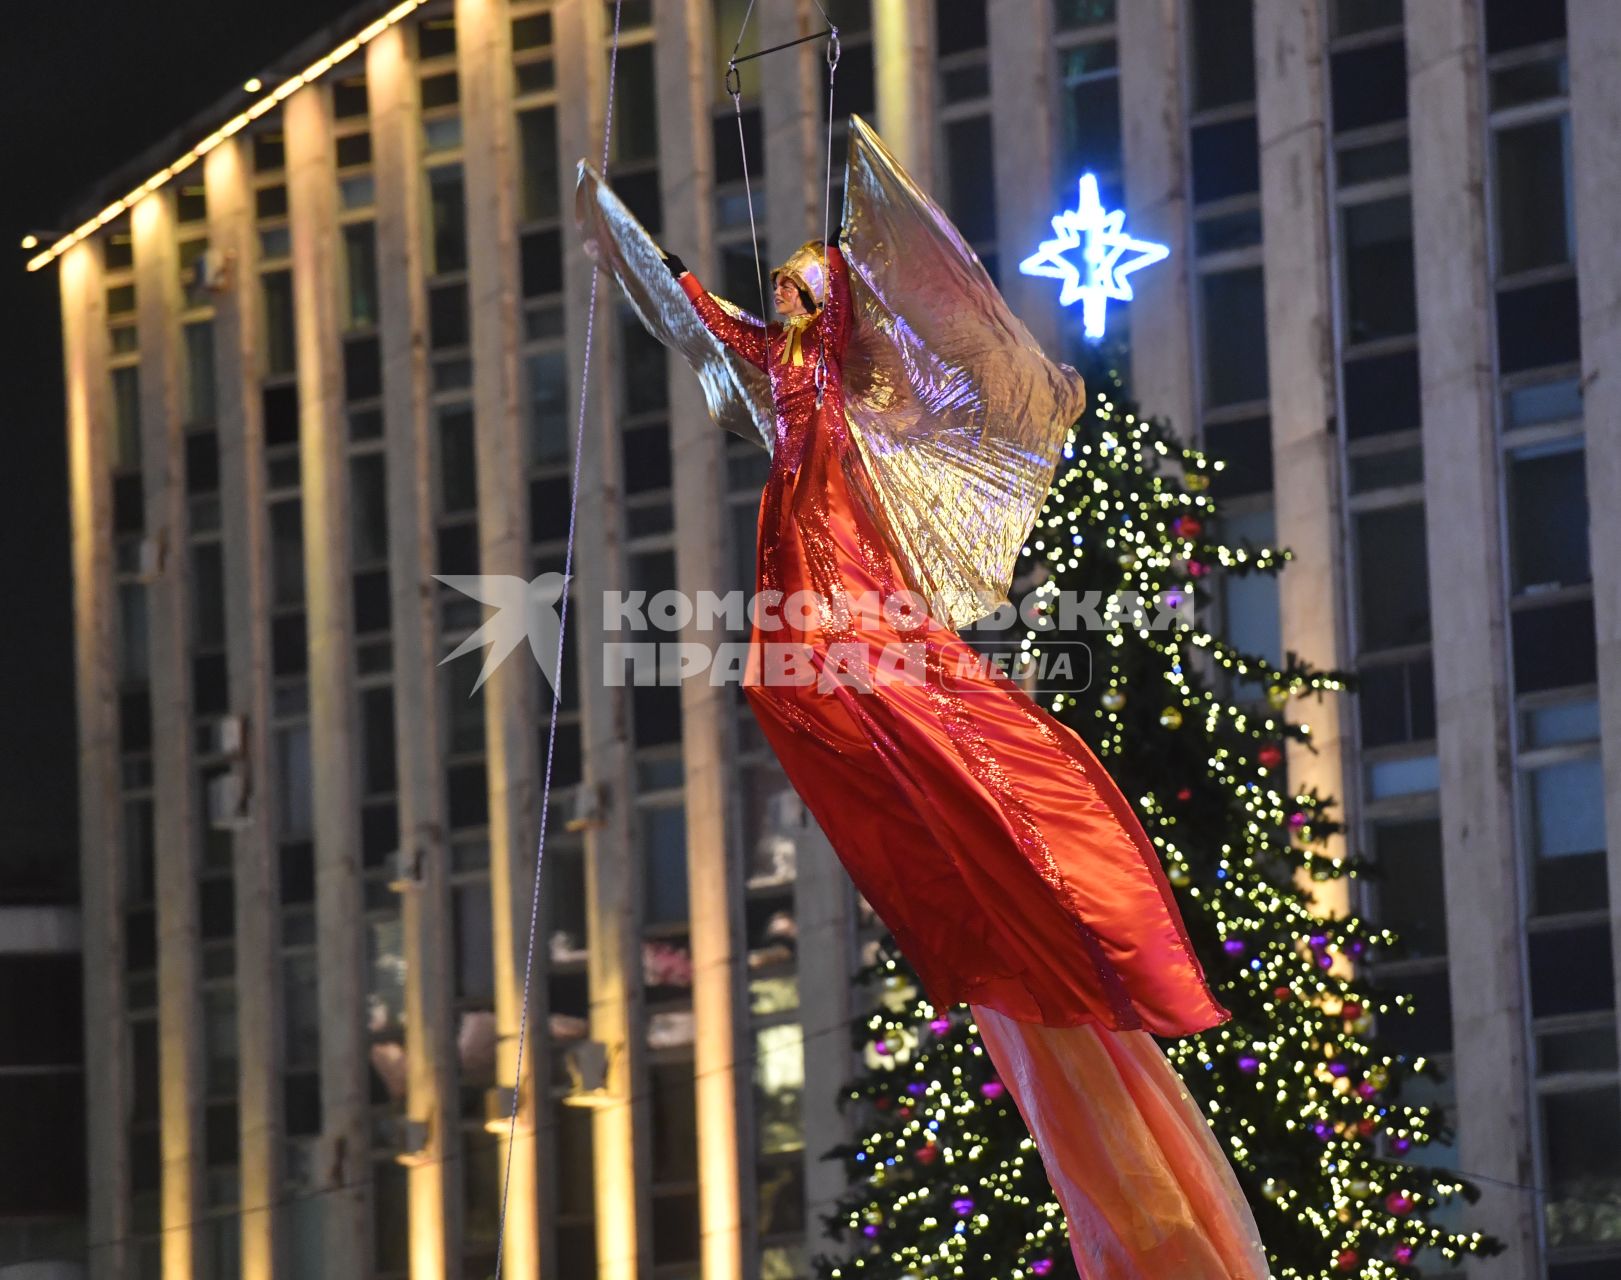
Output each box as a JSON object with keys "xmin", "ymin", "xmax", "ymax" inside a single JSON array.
[{"xmin": 812, "ymin": 349, "xmax": 1502, "ymax": 1279}]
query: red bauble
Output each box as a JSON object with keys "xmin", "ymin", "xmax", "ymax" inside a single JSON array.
[
  {"xmin": 1173, "ymin": 515, "xmax": 1204, "ymax": 539},
  {"xmin": 1342, "ymin": 1002, "xmax": 1363, "ymax": 1020},
  {"xmin": 915, "ymin": 1144, "xmax": 939, "ymax": 1165},
  {"xmin": 1257, "ymin": 744, "xmax": 1283, "ymax": 769},
  {"xmin": 1357, "ymin": 1117, "xmax": 1378, "ymax": 1137},
  {"xmin": 1385, "ymin": 1192, "xmax": 1415, "ymax": 1215},
  {"xmin": 873, "ymin": 1096, "xmax": 892, "ymax": 1111},
  {"xmin": 1176, "ymin": 787, "xmax": 1193, "ymax": 802},
  {"xmin": 1334, "ymin": 1248, "xmax": 1359, "ymax": 1271},
  {"xmin": 1273, "ymin": 986, "xmax": 1292, "ymax": 1001}
]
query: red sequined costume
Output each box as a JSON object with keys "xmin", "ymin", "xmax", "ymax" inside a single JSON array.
[{"xmin": 677, "ymin": 248, "xmax": 1270, "ymax": 1279}]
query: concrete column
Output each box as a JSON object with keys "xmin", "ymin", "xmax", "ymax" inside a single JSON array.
[
  {"xmin": 205, "ymin": 136, "xmax": 285, "ymax": 1280},
  {"xmin": 761, "ymin": 0, "xmax": 822, "ymax": 256},
  {"xmin": 456, "ymin": 0, "xmax": 548, "ymax": 1272},
  {"xmin": 1252, "ymin": 0, "xmax": 1352, "ymax": 891},
  {"xmin": 61, "ymin": 240, "xmax": 131, "ymax": 1280},
  {"xmin": 1404, "ymin": 2, "xmax": 1538, "ymax": 1271},
  {"xmin": 1568, "ymin": 0, "xmax": 1621, "ymax": 1066},
  {"xmin": 988, "ymin": 0, "xmax": 1062, "ymax": 355},
  {"xmin": 557, "ymin": 0, "xmax": 652, "ymax": 1272},
  {"xmin": 655, "ymin": 5, "xmax": 754, "ymax": 1277},
  {"xmin": 132, "ymin": 188, "xmax": 205, "ymax": 1280},
  {"xmin": 871, "ymin": 0, "xmax": 934, "ymax": 188},
  {"xmin": 369, "ymin": 25, "xmax": 462, "ymax": 1277},
  {"xmin": 1118, "ymin": 0, "xmax": 1197, "ymax": 430},
  {"xmin": 285, "ymin": 83, "xmax": 373, "ymax": 1276}
]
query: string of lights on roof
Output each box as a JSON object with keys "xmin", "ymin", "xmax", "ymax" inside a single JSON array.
[{"xmin": 23, "ymin": 0, "xmax": 431, "ymax": 274}]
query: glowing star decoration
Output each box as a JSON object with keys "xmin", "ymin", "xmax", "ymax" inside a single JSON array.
[{"xmin": 1019, "ymin": 174, "xmax": 1169, "ymax": 339}]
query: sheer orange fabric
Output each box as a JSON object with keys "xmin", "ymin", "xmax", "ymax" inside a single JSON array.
[{"xmin": 975, "ymin": 1005, "xmax": 1270, "ymax": 1278}]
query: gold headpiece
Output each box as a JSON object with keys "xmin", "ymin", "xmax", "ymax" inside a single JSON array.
[{"xmin": 771, "ymin": 240, "xmax": 829, "ymax": 310}]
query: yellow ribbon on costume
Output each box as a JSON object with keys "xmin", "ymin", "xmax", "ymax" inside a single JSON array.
[{"xmin": 779, "ymin": 316, "xmax": 811, "ymax": 367}]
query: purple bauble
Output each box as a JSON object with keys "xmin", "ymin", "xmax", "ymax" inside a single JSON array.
[
  {"xmin": 952, "ymin": 1196, "xmax": 975, "ymax": 1216},
  {"xmin": 1222, "ymin": 938, "xmax": 1247, "ymax": 956},
  {"xmin": 980, "ymin": 1080, "xmax": 1006, "ymax": 1100},
  {"xmin": 930, "ymin": 1017, "xmax": 951, "ymax": 1035},
  {"xmin": 1392, "ymin": 1137, "xmax": 1411, "ymax": 1153},
  {"xmin": 1328, "ymin": 1061, "xmax": 1349, "ymax": 1077},
  {"xmin": 1312, "ymin": 1122, "xmax": 1334, "ymax": 1141},
  {"xmin": 874, "ymin": 1040, "xmax": 890, "ymax": 1055},
  {"xmin": 1237, "ymin": 1055, "xmax": 1260, "ymax": 1074},
  {"xmin": 1030, "ymin": 1261, "xmax": 1055, "ymax": 1276}
]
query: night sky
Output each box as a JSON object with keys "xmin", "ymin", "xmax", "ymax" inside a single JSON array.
[{"xmin": 0, "ymin": 2, "xmax": 349, "ymax": 890}]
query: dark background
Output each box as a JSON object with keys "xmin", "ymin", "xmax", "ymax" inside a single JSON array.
[{"xmin": 0, "ymin": 1, "xmax": 345, "ymax": 898}]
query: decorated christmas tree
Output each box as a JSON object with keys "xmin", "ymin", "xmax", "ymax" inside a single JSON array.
[{"xmin": 812, "ymin": 349, "xmax": 1502, "ymax": 1279}]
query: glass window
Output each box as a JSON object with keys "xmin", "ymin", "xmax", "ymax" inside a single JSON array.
[
  {"xmin": 277, "ymin": 725, "xmax": 314, "ymax": 842},
  {"xmin": 1508, "ymin": 440, "xmax": 1590, "ymax": 592},
  {"xmin": 283, "ymin": 952, "xmax": 320, "ymax": 1068},
  {"xmin": 1329, "ymin": 40, "xmax": 1407, "ymax": 132},
  {"xmin": 1200, "ymin": 268, "xmax": 1269, "ymax": 409},
  {"xmin": 526, "ymin": 351, "xmax": 569, "ymax": 463},
  {"xmin": 428, "ymin": 166, "xmax": 468, "ymax": 275},
  {"xmin": 263, "ymin": 270, "xmax": 296, "ymax": 376},
  {"xmin": 1357, "ymin": 655, "xmax": 1435, "ymax": 747},
  {"xmin": 518, "ymin": 106, "xmax": 560, "ymax": 223},
  {"xmin": 521, "ymin": 228, "xmax": 563, "ymax": 298},
  {"xmin": 361, "ymin": 686, "xmax": 396, "ymax": 796},
  {"xmin": 944, "ymin": 116, "xmax": 997, "ymax": 243},
  {"xmin": 1540, "ymin": 1087, "xmax": 1621, "ymax": 1249},
  {"xmin": 1190, "ymin": 0, "xmax": 1254, "ymax": 110},
  {"xmin": 1343, "ymin": 348, "xmax": 1421, "ymax": 439},
  {"xmin": 112, "ymin": 365, "xmax": 142, "ymax": 470},
  {"xmin": 438, "ymin": 405, "xmax": 478, "ymax": 515},
  {"xmin": 1526, "ymin": 756, "xmax": 1608, "ymax": 916},
  {"xmin": 192, "ymin": 543, "xmax": 226, "ymax": 651},
  {"xmin": 253, "ymin": 132, "xmax": 285, "ymax": 173},
  {"xmin": 119, "ymin": 583, "xmax": 150, "ymax": 683},
  {"xmin": 621, "ymin": 310, "xmax": 668, "ymax": 415},
  {"xmin": 1494, "ymin": 117, "xmax": 1574, "ymax": 276},
  {"xmin": 614, "ymin": 44, "xmax": 659, "ymax": 163},
  {"xmin": 1513, "ymin": 598, "xmax": 1597, "ymax": 693},
  {"xmin": 184, "ymin": 322, "xmax": 216, "ymax": 426},
  {"xmin": 1330, "ymin": 0, "xmax": 1402, "ymax": 37},
  {"xmin": 429, "ymin": 284, "xmax": 470, "ymax": 350},
  {"xmin": 1342, "ymin": 197, "xmax": 1416, "ymax": 342},
  {"xmin": 1485, "ymin": 0, "xmax": 1566, "ymax": 55},
  {"xmin": 650, "ymin": 1062, "xmax": 699, "ymax": 1182},
  {"xmin": 643, "ymin": 804, "xmax": 689, "ymax": 925},
  {"xmin": 936, "ymin": 0, "xmax": 986, "ymax": 53},
  {"xmin": 1058, "ymin": 42, "xmax": 1121, "ymax": 177},
  {"xmin": 513, "ymin": 11, "xmax": 553, "ymax": 51},
  {"xmin": 421, "ymin": 71, "xmax": 459, "ymax": 109},
  {"xmin": 1529, "ymin": 926, "xmax": 1614, "ymax": 1017},
  {"xmin": 1370, "ymin": 819, "xmax": 1448, "ymax": 958},
  {"xmin": 1497, "ymin": 277, "xmax": 1581, "ymax": 374},
  {"xmin": 351, "ymin": 453, "xmax": 388, "ymax": 565},
  {"xmin": 344, "ymin": 336, "xmax": 381, "ymax": 403},
  {"xmin": 455, "ymin": 884, "xmax": 495, "ymax": 1000},
  {"xmin": 1354, "ymin": 505, "xmax": 1431, "ymax": 650},
  {"xmin": 1203, "ymin": 416, "xmax": 1272, "ymax": 497},
  {"xmin": 1054, "ymin": 0, "xmax": 1115, "ymax": 29},
  {"xmin": 343, "ymin": 224, "xmax": 379, "ymax": 330},
  {"xmin": 1190, "ymin": 117, "xmax": 1259, "ymax": 205},
  {"xmin": 270, "ymin": 501, "xmax": 304, "ymax": 606}
]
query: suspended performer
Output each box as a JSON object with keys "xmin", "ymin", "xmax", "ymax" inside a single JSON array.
[{"xmin": 577, "ymin": 115, "xmax": 1270, "ymax": 1280}]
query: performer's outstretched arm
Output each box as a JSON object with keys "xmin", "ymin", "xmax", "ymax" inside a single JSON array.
[{"xmin": 664, "ymin": 252, "xmax": 769, "ymax": 371}]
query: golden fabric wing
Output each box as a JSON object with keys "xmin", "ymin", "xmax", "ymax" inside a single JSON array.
[
  {"xmin": 574, "ymin": 160, "xmax": 776, "ymax": 453},
  {"xmin": 837, "ymin": 114, "xmax": 1089, "ymax": 630}
]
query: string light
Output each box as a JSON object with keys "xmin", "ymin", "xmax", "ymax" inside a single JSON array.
[
  {"xmin": 817, "ymin": 357, "xmax": 1499, "ymax": 1279},
  {"xmin": 25, "ymin": 0, "xmax": 429, "ymax": 272}
]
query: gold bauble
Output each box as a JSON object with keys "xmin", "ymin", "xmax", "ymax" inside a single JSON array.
[
  {"xmin": 1261, "ymin": 1177, "xmax": 1286, "ymax": 1202},
  {"xmin": 1159, "ymin": 706, "xmax": 1184, "ymax": 730},
  {"xmin": 1117, "ymin": 552, "xmax": 1138, "ymax": 571},
  {"xmin": 1101, "ymin": 688, "xmax": 1126, "ymax": 712},
  {"xmin": 1266, "ymin": 684, "xmax": 1291, "ymax": 709},
  {"xmin": 1168, "ymin": 866, "xmax": 1192, "ymax": 888},
  {"xmin": 1185, "ymin": 472, "xmax": 1211, "ymax": 492}
]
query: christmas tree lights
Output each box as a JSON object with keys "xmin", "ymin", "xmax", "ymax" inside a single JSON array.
[{"xmin": 813, "ymin": 351, "xmax": 1502, "ymax": 1279}]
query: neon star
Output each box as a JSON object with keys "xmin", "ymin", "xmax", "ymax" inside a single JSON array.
[{"xmin": 1019, "ymin": 174, "xmax": 1169, "ymax": 339}]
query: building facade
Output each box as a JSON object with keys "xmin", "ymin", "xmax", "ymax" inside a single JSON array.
[{"xmin": 38, "ymin": 0, "xmax": 1621, "ymax": 1277}]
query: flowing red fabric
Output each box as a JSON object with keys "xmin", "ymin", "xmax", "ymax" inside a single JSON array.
[{"xmin": 680, "ymin": 251, "xmax": 1267, "ymax": 1276}]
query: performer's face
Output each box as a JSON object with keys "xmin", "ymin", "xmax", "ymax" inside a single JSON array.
[{"xmin": 773, "ymin": 275, "xmax": 809, "ymax": 318}]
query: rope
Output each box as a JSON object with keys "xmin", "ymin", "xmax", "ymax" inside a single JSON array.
[
  {"xmin": 725, "ymin": 0, "xmax": 770, "ymax": 327},
  {"xmin": 491, "ymin": 1, "xmax": 623, "ymax": 1275}
]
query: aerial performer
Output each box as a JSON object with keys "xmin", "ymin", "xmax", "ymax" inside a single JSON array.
[{"xmin": 577, "ymin": 107, "xmax": 1269, "ymax": 1278}]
